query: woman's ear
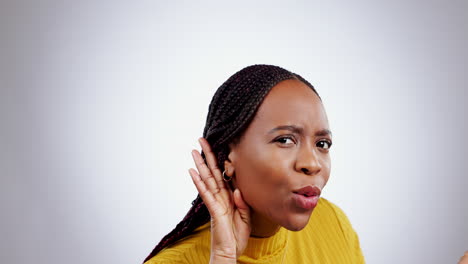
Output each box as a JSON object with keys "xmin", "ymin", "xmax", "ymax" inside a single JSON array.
[
  {"xmin": 223, "ymin": 150, "xmax": 237, "ymax": 191},
  {"xmin": 223, "ymin": 145, "xmax": 237, "ymax": 178},
  {"xmin": 223, "ymin": 153, "xmax": 235, "ymax": 177}
]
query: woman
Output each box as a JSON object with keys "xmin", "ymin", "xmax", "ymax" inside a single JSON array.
[{"xmin": 144, "ymin": 64, "xmax": 365, "ymax": 263}]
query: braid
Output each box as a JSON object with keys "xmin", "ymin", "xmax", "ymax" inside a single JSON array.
[{"xmin": 143, "ymin": 64, "xmax": 320, "ymax": 263}]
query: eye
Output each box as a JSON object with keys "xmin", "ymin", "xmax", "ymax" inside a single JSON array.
[
  {"xmin": 317, "ymin": 140, "xmax": 332, "ymax": 149},
  {"xmin": 275, "ymin": 136, "xmax": 296, "ymax": 145}
]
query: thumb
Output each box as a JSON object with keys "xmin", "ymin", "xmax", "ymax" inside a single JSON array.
[{"xmin": 233, "ymin": 188, "xmax": 251, "ymax": 222}]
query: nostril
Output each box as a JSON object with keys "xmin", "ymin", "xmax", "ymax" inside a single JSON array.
[{"xmin": 301, "ymin": 168, "xmax": 309, "ymax": 174}]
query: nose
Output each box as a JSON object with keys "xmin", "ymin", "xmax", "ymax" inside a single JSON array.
[{"xmin": 295, "ymin": 145, "xmax": 322, "ymax": 176}]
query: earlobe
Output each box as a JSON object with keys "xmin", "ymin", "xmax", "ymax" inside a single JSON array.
[
  {"xmin": 223, "ymin": 145, "xmax": 239, "ymax": 191},
  {"xmin": 223, "ymin": 159, "xmax": 234, "ymax": 178},
  {"xmin": 222, "ymin": 170, "xmax": 233, "ymax": 182},
  {"xmin": 223, "ymin": 150, "xmax": 236, "ymax": 178}
]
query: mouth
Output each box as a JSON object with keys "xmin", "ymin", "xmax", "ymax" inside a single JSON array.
[
  {"xmin": 292, "ymin": 185, "xmax": 321, "ymax": 197},
  {"xmin": 291, "ymin": 185, "xmax": 321, "ymax": 210}
]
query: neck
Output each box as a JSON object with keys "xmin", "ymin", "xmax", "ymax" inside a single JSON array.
[{"xmin": 250, "ymin": 210, "xmax": 281, "ymax": 238}]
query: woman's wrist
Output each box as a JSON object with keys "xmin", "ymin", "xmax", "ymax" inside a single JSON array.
[
  {"xmin": 210, "ymin": 248, "xmax": 237, "ymax": 264},
  {"xmin": 210, "ymin": 252, "xmax": 237, "ymax": 264}
]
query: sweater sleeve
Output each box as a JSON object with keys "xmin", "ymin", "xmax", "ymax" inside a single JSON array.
[
  {"xmin": 144, "ymin": 247, "xmax": 207, "ymax": 264},
  {"xmin": 327, "ymin": 201, "xmax": 366, "ymax": 263},
  {"xmin": 144, "ymin": 224, "xmax": 211, "ymax": 264},
  {"xmin": 144, "ymin": 254, "xmax": 191, "ymax": 264},
  {"xmin": 144, "ymin": 256, "xmax": 185, "ymax": 264}
]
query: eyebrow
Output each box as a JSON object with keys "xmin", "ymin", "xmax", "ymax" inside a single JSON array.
[{"xmin": 268, "ymin": 125, "xmax": 332, "ymax": 137}]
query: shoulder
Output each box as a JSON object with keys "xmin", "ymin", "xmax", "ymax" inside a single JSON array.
[
  {"xmin": 312, "ymin": 197, "xmax": 359, "ymax": 243},
  {"xmin": 144, "ymin": 222, "xmax": 211, "ymax": 264},
  {"xmin": 316, "ymin": 197, "xmax": 356, "ymax": 239},
  {"xmin": 307, "ymin": 197, "xmax": 366, "ymax": 263}
]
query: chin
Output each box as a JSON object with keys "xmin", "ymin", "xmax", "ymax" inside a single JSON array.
[
  {"xmin": 284, "ymin": 222, "xmax": 307, "ymax": 232},
  {"xmin": 288, "ymin": 225, "xmax": 306, "ymax": 232},
  {"xmin": 282, "ymin": 213, "xmax": 312, "ymax": 232}
]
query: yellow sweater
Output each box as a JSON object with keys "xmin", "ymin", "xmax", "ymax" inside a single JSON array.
[{"xmin": 145, "ymin": 197, "xmax": 365, "ymax": 263}]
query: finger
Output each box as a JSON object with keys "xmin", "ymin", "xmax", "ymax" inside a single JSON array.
[
  {"xmin": 198, "ymin": 138, "xmax": 233, "ymax": 200},
  {"xmin": 233, "ymin": 189, "xmax": 252, "ymax": 239},
  {"xmin": 191, "ymin": 149, "xmax": 222, "ymax": 196},
  {"xmin": 198, "ymin": 138, "xmax": 225, "ymax": 188},
  {"xmin": 459, "ymin": 251, "xmax": 468, "ymax": 264},
  {"xmin": 234, "ymin": 189, "xmax": 251, "ymax": 222},
  {"xmin": 188, "ymin": 168, "xmax": 218, "ymax": 211},
  {"xmin": 233, "ymin": 189, "xmax": 250, "ymax": 211}
]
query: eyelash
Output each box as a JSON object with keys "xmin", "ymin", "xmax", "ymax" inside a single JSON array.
[{"xmin": 274, "ymin": 136, "xmax": 332, "ymax": 149}]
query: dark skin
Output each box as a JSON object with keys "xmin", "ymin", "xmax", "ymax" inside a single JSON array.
[{"xmin": 189, "ymin": 79, "xmax": 332, "ymax": 263}]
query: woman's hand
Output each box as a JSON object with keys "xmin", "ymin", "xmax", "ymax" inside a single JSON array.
[
  {"xmin": 459, "ymin": 251, "xmax": 468, "ymax": 264},
  {"xmin": 189, "ymin": 137, "xmax": 252, "ymax": 263}
]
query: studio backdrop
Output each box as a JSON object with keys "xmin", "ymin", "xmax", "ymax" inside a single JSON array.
[{"xmin": 1, "ymin": 1, "xmax": 467, "ymax": 263}]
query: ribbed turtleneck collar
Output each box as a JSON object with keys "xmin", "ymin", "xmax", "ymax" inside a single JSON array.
[
  {"xmin": 200, "ymin": 222, "xmax": 290, "ymax": 263},
  {"xmin": 238, "ymin": 226, "xmax": 290, "ymax": 263}
]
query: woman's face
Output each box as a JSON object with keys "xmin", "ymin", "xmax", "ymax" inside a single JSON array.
[{"xmin": 227, "ymin": 79, "xmax": 332, "ymax": 232}]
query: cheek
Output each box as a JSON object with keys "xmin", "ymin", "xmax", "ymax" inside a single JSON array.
[
  {"xmin": 323, "ymin": 155, "xmax": 331, "ymax": 182},
  {"xmin": 235, "ymin": 149, "xmax": 292, "ymax": 205}
]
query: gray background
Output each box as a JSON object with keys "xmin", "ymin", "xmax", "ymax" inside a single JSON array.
[{"xmin": 1, "ymin": 0, "xmax": 467, "ymax": 263}]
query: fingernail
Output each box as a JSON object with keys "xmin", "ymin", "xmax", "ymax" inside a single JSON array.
[
  {"xmin": 198, "ymin": 137, "xmax": 203, "ymax": 145},
  {"xmin": 191, "ymin": 150, "xmax": 196, "ymax": 157}
]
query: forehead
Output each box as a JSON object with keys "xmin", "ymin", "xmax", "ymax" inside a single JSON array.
[{"xmin": 252, "ymin": 79, "xmax": 328, "ymax": 130}]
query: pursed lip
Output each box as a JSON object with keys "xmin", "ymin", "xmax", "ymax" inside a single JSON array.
[{"xmin": 292, "ymin": 185, "xmax": 321, "ymax": 197}]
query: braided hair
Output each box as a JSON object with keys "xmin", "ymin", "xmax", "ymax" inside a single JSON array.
[{"xmin": 143, "ymin": 64, "xmax": 320, "ymax": 263}]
